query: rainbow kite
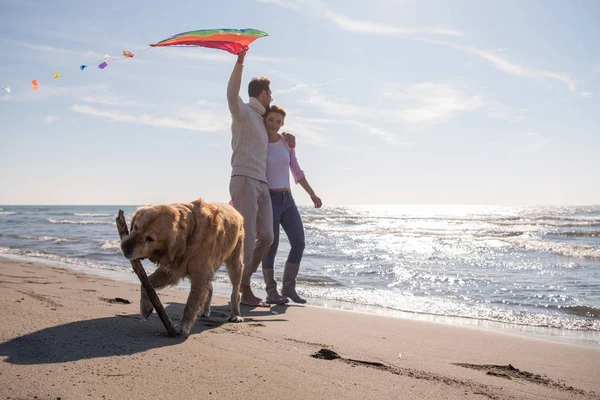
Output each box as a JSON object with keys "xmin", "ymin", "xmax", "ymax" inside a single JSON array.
[{"xmin": 150, "ymin": 28, "xmax": 268, "ymax": 55}]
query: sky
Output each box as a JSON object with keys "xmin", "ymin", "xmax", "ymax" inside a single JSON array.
[{"xmin": 1, "ymin": 0, "xmax": 599, "ymax": 206}]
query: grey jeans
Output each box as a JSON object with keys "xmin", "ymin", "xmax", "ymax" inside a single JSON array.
[{"xmin": 229, "ymin": 175, "xmax": 274, "ymax": 285}]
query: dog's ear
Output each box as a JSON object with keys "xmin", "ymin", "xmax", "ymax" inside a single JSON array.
[
  {"xmin": 129, "ymin": 212, "xmax": 138, "ymax": 233},
  {"xmin": 167, "ymin": 205, "xmax": 196, "ymax": 263}
]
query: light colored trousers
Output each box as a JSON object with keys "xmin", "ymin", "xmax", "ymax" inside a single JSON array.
[{"xmin": 229, "ymin": 175, "xmax": 274, "ymax": 285}]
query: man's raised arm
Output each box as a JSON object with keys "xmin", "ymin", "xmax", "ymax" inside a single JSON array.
[{"xmin": 227, "ymin": 51, "xmax": 246, "ymax": 120}]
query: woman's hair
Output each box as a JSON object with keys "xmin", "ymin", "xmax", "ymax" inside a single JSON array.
[
  {"xmin": 264, "ymin": 104, "xmax": 286, "ymax": 120},
  {"xmin": 248, "ymin": 77, "xmax": 271, "ymax": 98}
]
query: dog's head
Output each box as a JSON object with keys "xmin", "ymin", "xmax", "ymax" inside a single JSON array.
[{"xmin": 120, "ymin": 204, "xmax": 195, "ymax": 265}]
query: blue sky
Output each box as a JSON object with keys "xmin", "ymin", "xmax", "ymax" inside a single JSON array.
[{"xmin": 1, "ymin": 0, "xmax": 599, "ymax": 206}]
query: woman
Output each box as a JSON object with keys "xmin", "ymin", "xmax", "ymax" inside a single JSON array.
[{"xmin": 261, "ymin": 105, "xmax": 322, "ymax": 305}]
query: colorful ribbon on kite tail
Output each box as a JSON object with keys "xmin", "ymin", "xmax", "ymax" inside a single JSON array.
[
  {"xmin": 2, "ymin": 28, "xmax": 268, "ymax": 95},
  {"xmin": 1, "ymin": 48, "xmax": 150, "ymax": 94},
  {"xmin": 150, "ymin": 28, "xmax": 268, "ymax": 55}
]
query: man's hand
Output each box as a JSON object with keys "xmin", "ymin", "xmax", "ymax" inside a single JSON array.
[
  {"xmin": 282, "ymin": 132, "xmax": 296, "ymax": 149},
  {"xmin": 237, "ymin": 50, "xmax": 246, "ymax": 65}
]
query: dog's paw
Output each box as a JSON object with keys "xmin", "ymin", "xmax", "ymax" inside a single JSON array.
[
  {"xmin": 176, "ymin": 323, "xmax": 191, "ymax": 337},
  {"xmin": 199, "ymin": 306, "xmax": 211, "ymax": 319},
  {"xmin": 140, "ymin": 297, "xmax": 154, "ymax": 320},
  {"xmin": 228, "ymin": 315, "xmax": 244, "ymax": 323}
]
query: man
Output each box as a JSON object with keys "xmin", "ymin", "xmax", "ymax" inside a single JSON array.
[{"xmin": 227, "ymin": 50, "xmax": 293, "ymax": 307}]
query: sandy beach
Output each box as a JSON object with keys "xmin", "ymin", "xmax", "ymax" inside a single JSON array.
[{"xmin": 1, "ymin": 257, "xmax": 599, "ymax": 400}]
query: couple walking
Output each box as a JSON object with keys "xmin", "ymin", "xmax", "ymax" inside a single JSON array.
[{"xmin": 227, "ymin": 50, "xmax": 322, "ymax": 307}]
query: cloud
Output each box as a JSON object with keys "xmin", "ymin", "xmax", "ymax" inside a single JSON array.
[
  {"xmin": 81, "ymin": 95, "xmax": 138, "ymax": 106},
  {"xmin": 295, "ymin": 116, "xmax": 396, "ymax": 141},
  {"xmin": 256, "ymin": 0, "xmax": 301, "ymax": 9},
  {"xmin": 322, "ymin": 9, "xmax": 463, "ymax": 37},
  {"xmin": 44, "ymin": 116, "xmax": 60, "ymax": 124},
  {"xmin": 163, "ymin": 50, "xmax": 231, "ymax": 64},
  {"xmin": 580, "ymin": 91, "xmax": 593, "ymax": 98},
  {"xmin": 276, "ymin": 80, "xmax": 486, "ymax": 147},
  {"xmin": 304, "ymin": 93, "xmax": 367, "ymax": 118},
  {"xmin": 258, "ymin": 1, "xmax": 582, "ymax": 95},
  {"xmin": 345, "ymin": 120, "xmax": 398, "ymax": 142},
  {"xmin": 283, "ymin": 117, "xmax": 330, "ymax": 146},
  {"xmin": 163, "ymin": 49, "xmax": 292, "ymax": 65},
  {"xmin": 71, "ymin": 104, "xmax": 230, "ymax": 133},
  {"xmin": 273, "ymin": 83, "xmax": 308, "ymax": 96},
  {"xmin": 257, "ymin": 0, "xmax": 463, "ymax": 37},
  {"xmin": 274, "ymin": 78, "xmax": 343, "ymax": 96},
  {"xmin": 291, "ymin": 81, "xmax": 482, "ymax": 123},
  {"xmin": 289, "ymin": 116, "xmax": 403, "ymax": 146},
  {"xmin": 270, "ymin": 81, "xmax": 398, "ymax": 145},
  {"xmin": 485, "ymin": 102, "xmax": 526, "ymax": 122},
  {"xmin": 383, "ymin": 82, "xmax": 484, "ymax": 123},
  {"xmin": 10, "ymin": 41, "xmax": 71, "ymax": 53},
  {"xmin": 3, "ymin": 39, "xmax": 104, "ymax": 60},
  {"xmin": 277, "ymin": 80, "xmax": 371, "ymax": 118},
  {"xmin": 421, "ymin": 39, "xmax": 581, "ymax": 95},
  {"xmin": 1, "ymin": 84, "xmax": 109, "ymax": 102},
  {"xmin": 274, "ymin": 84, "xmax": 310, "ymax": 95},
  {"xmin": 249, "ymin": 55, "xmax": 295, "ymax": 63}
]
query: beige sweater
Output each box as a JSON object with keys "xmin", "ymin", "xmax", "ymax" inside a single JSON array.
[{"xmin": 227, "ymin": 63, "xmax": 268, "ymax": 183}]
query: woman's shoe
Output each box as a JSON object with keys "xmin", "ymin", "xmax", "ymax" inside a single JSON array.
[{"xmin": 262, "ymin": 268, "xmax": 289, "ymax": 305}]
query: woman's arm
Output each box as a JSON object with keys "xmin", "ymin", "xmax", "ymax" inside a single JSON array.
[
  {"xmin": 298, "ymin": 177, "xmax": 322, "ymax": 208},
  {"xmin": 285, "ymin": 138, "xmax": 321, "ymax": 208}
]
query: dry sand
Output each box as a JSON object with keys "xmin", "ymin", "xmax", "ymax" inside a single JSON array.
[{"xmin": 1, "ymin": 257, "xmax": 599, "ymax": 400}]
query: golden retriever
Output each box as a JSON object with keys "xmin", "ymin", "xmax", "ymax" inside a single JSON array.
[{"xmin": 120, "ymin": 198, "xmax": 244, "ymax": 335}]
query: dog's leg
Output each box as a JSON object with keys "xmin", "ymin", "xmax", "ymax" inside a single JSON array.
[
  {"xmin": 140, "ymin": 268, "xmax": 177, "ymax": 320},
  {"xmin": 179, "ymin": 275, "xmax": 211, "ymax": 336},
  {"xmin": 199, "ymin": 282, "xmax": 213, "ymax": 318},
  {"xmin": 225, "ymin": 237, "xmax": 244, "ymax": 323}
]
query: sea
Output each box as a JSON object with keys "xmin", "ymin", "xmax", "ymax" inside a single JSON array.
[{"xmin": 1, "ymin": 204, "xmax": 599, "ymax": 347}]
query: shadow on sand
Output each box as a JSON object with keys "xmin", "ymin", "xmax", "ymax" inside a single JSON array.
[{"xmin": 0, "ymin": 302, "xmax": 289, "ymax": 365}]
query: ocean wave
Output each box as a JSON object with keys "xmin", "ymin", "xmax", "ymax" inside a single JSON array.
[
  {"xmin": 529, "ymin": 215, "xmax": 600, "ymax": 223},
  {"xmin": 475, "ymin": 230, "xmax": 524, "ymax": 238},
  {"xmin": 297, "ymin": 275, "xmax": 343, "ymax": 286},
  {"xmin": 48, "ymin": 218, "xmax": 115, "ymax": 225},
  {"xmin": 507, "ymin": 237, "xmax": 600, "ymax": 260},
  {"xmin": 15, "ymin": 235, "xmax": 76, "ymax": 243},
  {"xmin": 100, "ymin": 240, "xmax": 122, "ymax": 251},
  {"xmin": 548, "ymin": 230, "xmax": 600, "ymax": 238},
  {"xmin": 551, "ymin": 305, "xmax": 600, "ymax": 318},
  {"xmin": 395, "ymin": 229, "xmax": 525, "ymax": 239},
  {"xmin": 301, "ymin": 286, "xmax": 600, "ymax": 331},
  {"xmin": 303, "ymin": 217, "xmax": 600, "ymax": 232},
  {"xmin": 493, "ymin": 221, "xmax": 600, "ymax": 228},
  {"xmin": 74, "ymin": 213, "xmax": 112, "ymax": 217},
  {"xmin": 494, "ymin": 216, "xmax": 600, "ymax": 224},
  {"xmin": 0, "ymin": 247, "xmax": 127, "ymax": 272},
  {"xmin": 0, "ymin": 212, "xmax": 19, "ymax": 216},
  {"xmin": 305, "ymin": 224, "xmax": 526, "ymax": 241}
]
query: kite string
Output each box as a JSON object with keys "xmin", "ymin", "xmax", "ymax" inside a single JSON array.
[
  {"xmin": 109, "ymin": 46, "xmax": 153, "ymax": 62},
  {"xmin": 1, "ymin": 46, "xmax": 155, "ymax": 96}
]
